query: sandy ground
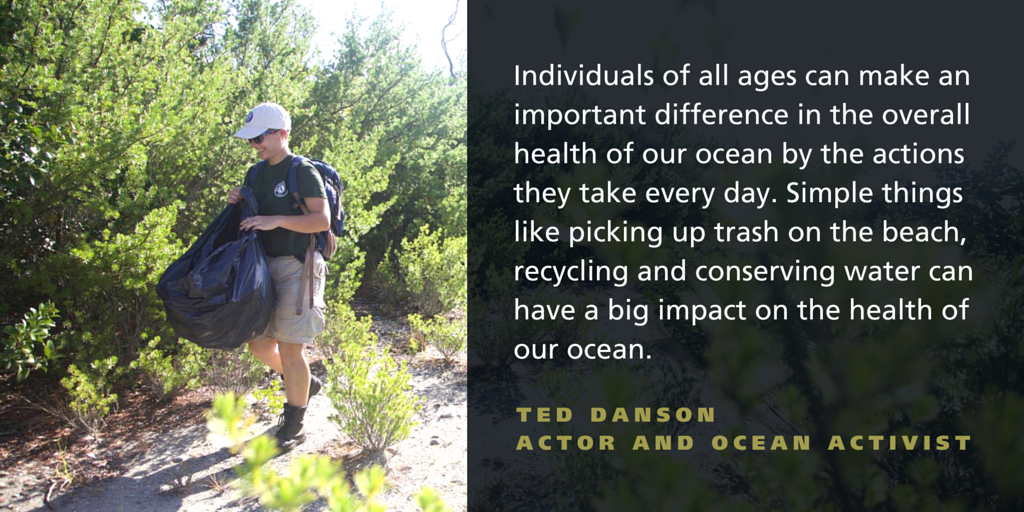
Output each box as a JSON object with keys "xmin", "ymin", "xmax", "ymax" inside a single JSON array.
[{"xmin": 1, "ymin": 349, "xmax": 467, "ymax": 512}]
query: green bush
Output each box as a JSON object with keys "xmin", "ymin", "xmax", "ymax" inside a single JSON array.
[
  {"xmin": 205, "ymin": 392, "xmax": 256, "ymax": 453},
  {"xmin": 325, "ymin": 338, "xmax": 419, "ymax": 454},
  {"xmin": 252, "ymin": 377, "xmax": 285, "ymax": 416},
  {"xmin": 1, "ymin": 301, "xmax": 62, "ymax": 382},
  {"xmin": 318, "ymin": 300, "xmax": 378, "ymax": 365},
  {"xmin": 129, "ymin": 336, "xmax": 204, "ymax": 400},
  {"xmin": 407, "ymin": 313, "xmax": 466, "ymax": 363},
  {"xmin": 205, "ymin": 348, "xmax": 266, "ymax": 398},
  {"xmin": 0, "ymin": 0, "xmax": 455, "ymax": 391},
  {"xmin": 36, "ymin": 203, "xmax": 186, "ymax": 366},
  {"xmin": 401, "ymin": 225, "xmax": 467, "ymax": 316},
  {"xmin": 60, "ymin": 356, "xmax": 119, "ymax": 435},
  {"xmin": 206, "ymin": 392, "xmax": 447, "ymax": 512},
  {"xmin": 371, "ymin": 252, "xmax": 410, "ymax": 313}
]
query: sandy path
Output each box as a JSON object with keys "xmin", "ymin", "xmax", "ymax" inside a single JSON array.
[{"xmin": 3, "ymin": 353, "xmax": 467, "ymax": 512}]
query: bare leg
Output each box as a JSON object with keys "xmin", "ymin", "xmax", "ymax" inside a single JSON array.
[
  {"xmin": 278, "ymin": 342, "xmax": 310, "ymax": 407},
  {"xmin": 248, "ymin": 338, "xmax": 285, "ymax": 374}
]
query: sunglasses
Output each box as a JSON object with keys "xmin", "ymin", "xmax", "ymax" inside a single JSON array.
[{"xmin": 248, "ymin": 129, "xmax": 280, "ymax": 144}]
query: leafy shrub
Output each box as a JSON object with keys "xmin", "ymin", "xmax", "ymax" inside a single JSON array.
[
  {"xmin": 59, "ymin": 356, "xmax": 119, "ymax": 435},
  {"xmin": 0, "ymin": 0, "xmax": 448, "ymax": 395},
  {"xmin": 437, "ymin": 182, "xmax": 467, "ymax": 239},
  {"xmin": 252, "ymin": 377, "xmax": 285, "ymax": 416},
  {"xmin": 405, "ymin": 326, "xmax": 427, "ymax": 355},
  {"xmin": 372, "ymin": 252, "xmax": 411, "ymax": 314},
  {"xmin": 318, "ymin": 300, "xmax": 377, "ymax": 365},
  {"xmin": 407, "ymin": 313, "xmax": 466, "ymax": 363},
  {"xmin": 206, "ymin": 392, "xmax": 447, "ymax": 512},
  {"xmin": 37, "ymin": 203, "xmax": 186, "ymax": 366},
  {"xmin": 129, "ymin": 336, "xmax": 204, "ymax": 400},
  {"xmin": 205, "ymin": 392, "xmax": 256, "ymax": 453},
  {"xmin": 401, "ymin": 225, "xmax": 467, "ymax": 316},
  {"xmin": 1, "ymin": 301, "xmax": 62, "ymax": 381},
  {"xmin": 205, "ymin": 348, "xmax": 265, "ymax": 398},
  {"xmin": 325, "ymin": 338, "xmax": 419, "ymax": 454}
]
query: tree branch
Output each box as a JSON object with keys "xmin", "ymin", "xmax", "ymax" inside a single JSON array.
[{"xmin": 440, "ymin": 0, "xmax": 459, "ymax": 79}]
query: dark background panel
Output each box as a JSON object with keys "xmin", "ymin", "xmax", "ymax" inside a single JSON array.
[{"xmin": 468, "ymin": 1, "xmax": 1024, "ymax": 510}]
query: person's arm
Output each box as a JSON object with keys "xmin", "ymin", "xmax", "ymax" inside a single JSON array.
[{"xmin": 239, "ymin": 198, "xmax": 330, "ymax": 233}]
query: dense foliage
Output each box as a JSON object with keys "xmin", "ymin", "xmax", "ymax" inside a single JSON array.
[{"xmin": 0, "ymin": 0, "xmax": 466, "ymax": 427}]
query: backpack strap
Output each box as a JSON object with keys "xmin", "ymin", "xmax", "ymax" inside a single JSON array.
[
  {"xmin": 244, "ymin": 160, "xmax": 266, "ymax": 190},
  {"xmin": 286, "ymin": 155, "xmax": 316, "ymax": 315},
  {"xmin": 286, "ymin": 155, "xmax": 306, "ymax": 209}
]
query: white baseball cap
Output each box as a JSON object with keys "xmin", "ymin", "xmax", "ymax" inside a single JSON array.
[{"xmin": 233, "ymin": 102, "xmax": 292, "ymax": 139}]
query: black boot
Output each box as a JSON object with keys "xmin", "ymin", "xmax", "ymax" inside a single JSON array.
[
  {"xmin": 308, "ymin": 375, "xmax": 323, "ymax": 400},
  {"xmin": 274, "ymin": 403, "xmax": 307, "ymax": 453}
]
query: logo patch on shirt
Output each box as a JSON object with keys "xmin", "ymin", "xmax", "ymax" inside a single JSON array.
[{"xmin": 274, "ymin": 181, "xmax": 287, "ymax": 198}]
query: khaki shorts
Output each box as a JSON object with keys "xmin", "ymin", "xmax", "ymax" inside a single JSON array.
[{"xmin": 254, "ymin": 252, "xmax": 327, "ymax": 345}]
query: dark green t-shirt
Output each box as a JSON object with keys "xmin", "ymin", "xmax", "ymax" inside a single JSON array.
[{"xmin": 247, "ymin": 155, "xmax": 327, "ymax": 257}]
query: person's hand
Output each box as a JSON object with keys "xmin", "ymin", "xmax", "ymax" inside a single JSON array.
[
  {"xmin": 227, "ymin": 187, "xmax": 243, "ymax": 205},
  {"xmin": 240, "ymin": 215, "xmax": 281, "ymax": 231}
]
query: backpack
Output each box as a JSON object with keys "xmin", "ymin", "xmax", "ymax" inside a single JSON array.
[{"xmin": 245, "ymin": 155, "xmax": 345, "ymax": 261}]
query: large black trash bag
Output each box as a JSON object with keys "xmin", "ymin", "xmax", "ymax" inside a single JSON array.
[{"xmin": 157, "ymin": 187, "xmax": 274, "ymax": 350}]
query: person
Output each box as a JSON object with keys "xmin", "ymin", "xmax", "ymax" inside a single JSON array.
[{"xmin": 227, "ymin": 102, "xmax": 329, "ymax": 452}]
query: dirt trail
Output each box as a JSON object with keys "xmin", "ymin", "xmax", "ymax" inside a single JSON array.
[{"xmin": 1, "ymin": 315, "xmax": 467, "ymax": 512}]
